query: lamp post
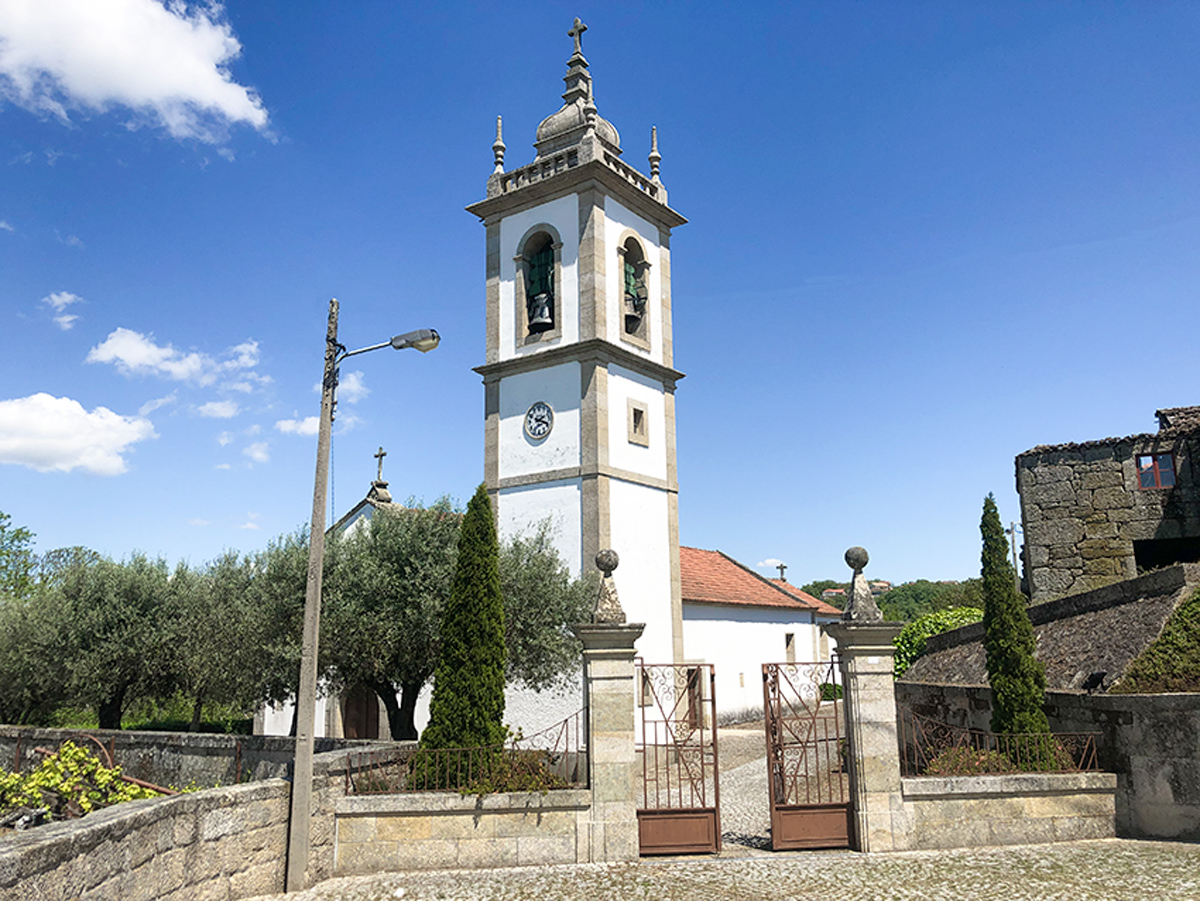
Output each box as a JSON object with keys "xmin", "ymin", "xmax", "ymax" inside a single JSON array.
[{"xmin": 286, "ymin": 298, "xmax": 439, "ymax": 892}]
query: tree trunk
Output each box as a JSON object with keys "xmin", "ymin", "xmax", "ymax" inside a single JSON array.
[
  {"xmin": 396, "ymin": 679, "xmax": 425, "ymax": 741},
  {"xmin": 366, "ymin": 679, "xmax": 407, "ymax": 740},
  {"xmin": 189, "ymin": 694, "xmax": 204, "ymax": 732},
  {"xmin": 97, "ymin": 686, "xmax": 126, "ymax": 730}
]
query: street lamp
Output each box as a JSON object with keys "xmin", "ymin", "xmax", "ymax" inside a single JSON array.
[{"xmin": 286, "ymin": 299, "xmax": 439, "ymax": 892}]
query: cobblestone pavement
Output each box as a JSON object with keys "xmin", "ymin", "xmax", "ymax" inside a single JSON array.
[{"xmin": 250, "ymin": 841, "xmax": 1200, "ymax": 901}]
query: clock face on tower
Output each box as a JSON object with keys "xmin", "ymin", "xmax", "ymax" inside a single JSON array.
[{"xmin": 524, "ymin": 401, "xmax": 554, "ymax": 440}]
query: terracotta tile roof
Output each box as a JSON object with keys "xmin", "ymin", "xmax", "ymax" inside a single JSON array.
[
  {"xmin": 770, "ymin": 579, "xmax": 844, "ymax": 616},
  {"xmin": 680, "ymin": 546, "xmax": 840, "ymax": 615}
]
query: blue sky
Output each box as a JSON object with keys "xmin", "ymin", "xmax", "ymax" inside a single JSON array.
[{"xmin": 1, "ymin": 1, "xmax": 1197, "ymax": 585}]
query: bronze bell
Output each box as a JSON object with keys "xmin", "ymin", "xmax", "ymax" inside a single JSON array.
[
  {"xmin": 528, "ymin": 293, "xmax": 554, "ymax": 332},
  {"xmin": 624, "ymin": 292, "xmax": 646, "ymax": 334}
]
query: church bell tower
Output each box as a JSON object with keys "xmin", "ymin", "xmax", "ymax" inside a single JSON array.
[{"xmin": 468, "ymin": 19, "xmax": 687, "ymax": 665}]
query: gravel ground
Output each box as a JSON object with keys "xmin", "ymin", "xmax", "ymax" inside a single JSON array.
[{"xmin": 249, "ymin": 840, "xmax": 1200, "ymax": 901}]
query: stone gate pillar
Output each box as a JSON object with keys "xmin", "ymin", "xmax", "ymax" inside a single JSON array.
[
  {"xmin": 572, "ymin": 621, "xmax": 645, "ymax": 863},
  {"xmin": 823, "ymin": 547, "xmax": 904, "ymax": 852}
]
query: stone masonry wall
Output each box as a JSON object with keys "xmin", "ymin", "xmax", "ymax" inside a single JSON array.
[
  {"xmin": 1017, "ymin": 432, "xmax": 1199, "ymax": 602},
  {"xmin": 332, "ymin": 789, "xmax": 592, "ymax": 875},
  {"xmin": 0, "ymin": 726, "xmax": 377, "ymax": 789},
  {"xmin": 895, "ymin": 681, "xmax": 1200, "ymax": 840},
  {"xmin": 895, "ymin": 773, "xmax": 1116, "ymax": 850},
  {"xmin": 0, "ymin": 779, "xmax": 289, "ymax": 901}
]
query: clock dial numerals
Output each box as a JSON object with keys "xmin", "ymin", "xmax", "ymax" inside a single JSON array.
[{"xmin": 524, "ymin": 401, "xmax": 554, "ymax": 440}]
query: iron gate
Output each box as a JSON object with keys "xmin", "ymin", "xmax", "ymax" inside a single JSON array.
[
  {"xmin": 762, "ymin": 660, "xmax": 851, "ymax": 850},
  {"xmin": 635, "ymin": 661, "xmax": 721, "ymax": 855}
]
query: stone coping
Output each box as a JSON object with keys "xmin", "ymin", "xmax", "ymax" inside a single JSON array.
[
  {"xmin": 902, "ymin": 771, "xmax": 1116, "ymax": 798},
  {"xmin": 0, "ymin": 778, "xmax": 288, "ymax": 858},
  {"xmin": 334, "ymin": 788, "xmax": 590, "ymax": 816}
]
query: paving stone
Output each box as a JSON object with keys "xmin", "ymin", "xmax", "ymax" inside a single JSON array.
[{"xmin": 243, "ymin": 840, "xmax": 1200, "ymax": 901}]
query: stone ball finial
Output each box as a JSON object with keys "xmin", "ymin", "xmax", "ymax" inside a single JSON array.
[
  {"xmin": 844, "ymin": 546, "xmax": 869, "ymax": 572},
  {"xmin": 596, "ymin": 549, "xmax": 619, "ymax": 576}
]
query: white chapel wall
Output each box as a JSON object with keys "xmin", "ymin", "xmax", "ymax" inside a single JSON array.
[
  {"xmin": 497, "ymin": 194, "xmax": 579, "ymax": 361},
  {"xmin": 682, "ymin": 604, "xmax": 825, "ymax": 715}
]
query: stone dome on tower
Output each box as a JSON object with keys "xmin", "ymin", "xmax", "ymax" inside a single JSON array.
[{"xmin": 533, "ymin": 17, "xmax": 621, "ymax": 157}]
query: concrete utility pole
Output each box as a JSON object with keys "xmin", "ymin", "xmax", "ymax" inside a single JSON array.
[
  {"xmin": 285, "ymin": 302, "xmax": 440, "ymax": 892},
  {"xmin": 286, "ymin": 298, "xmax": 339, "ymax": 892}
]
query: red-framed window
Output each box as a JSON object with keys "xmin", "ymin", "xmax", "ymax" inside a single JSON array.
[{"xmin": 1137, "ymin": 453, "xmax": 1176, "ymax": 489}]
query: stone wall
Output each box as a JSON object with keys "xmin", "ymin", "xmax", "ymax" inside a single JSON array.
[
  {"xmin": 0, "ymin": 726, "xmax": 378, "ymax": 789},
  {"xmin": 895, "ymin": 773, "xmax": 1116, "ymax": 849},
  {"xmin": 333, "ymin": 789, "xmax": 591, "ymax": 874},
  {"xmin": 895, "ymin": 681, "xmax": 1200, "ymax": 840},
  {"xmin": 1017, "ymin": 430, "xmax": 1199, "ymax": 602},
  {"xmin": 0, "ymin": 779, "xmax": 289, "ymax": 901}
]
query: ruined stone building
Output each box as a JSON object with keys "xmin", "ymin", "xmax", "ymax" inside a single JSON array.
[{"xmin": 1017, "ymin": 406, "xmax": 1200, "ymax": 602}]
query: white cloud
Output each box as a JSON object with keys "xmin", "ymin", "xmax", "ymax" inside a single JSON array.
[
  {"xmin": 86, "ymin": 327, "xmax": 262, "ymax": 387},
  {"xmin": 275, "ymin": 416, "xmax": 318, "ymax": 436},
  {"xmin": 757, "ymin": 557, "xmax": 785, "ymax": 569},
  {"xmin": 215, "ymin": 462, "xmax": 231, "ymax": 470},
  {"xmin": 0, "ymin": 220, "xmax": 13, "ymax": 232},
  {"xmin": 0, "ymin": 0, "xmax": 270, "ymax": 144},
  {"xmin": 244, "ymin": 424, "xmax": 260, "ymax": 435},
  {"xmin": 56, "ymin": 231, "xmax": 83, "ymax": 248},
  {"xmin": 216, "ymin": 430, "xmax": 232, "ymax": 446},
  {"xmin": 41, "ymin": 290, "xmax": 83, "ymax": 329},
  {"xmin": 138, "ymin": 393, "xmax": 176, "ymax": 416},
  {"xmin": 337, "ymin": 371, "xmax": 370, "ymax": 404},
  {"xmin": 88, "ymin": 327, "xmax": 214, "ymax": 383},
  {"xmin": 41, "ymin": 290, "xmax": 81, "ymax": 312},
  {"xmin": 0, "ymin": 392, "xmax": 155, "ymax": 475},
  {"xmin": 237, "ymin": 521, "xmax": 260, "ymax": 530},
  {"xmin": 242, "ymin": 441, "xmax": 268, "ymax": 463},
  {"xmin": 188, "ymin": 517, "xmax": 209, "ymax": 526},
  {"xmin": 197, "ymin": 399, "xmax": 239, "ymax": 418}
]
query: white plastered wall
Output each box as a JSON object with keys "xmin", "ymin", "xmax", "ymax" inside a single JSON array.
[
  {"xmin": 497, "ymin": 478, "xmax": 584, "ymax": 578},
  {"xmin": 682, "ymin": 604, "xmax": 828, "ymax": 715},
  {"xmin": 498, "ymin": 194, "xmax": 579, "ymax": 361},
  {"xmin": 606, "ymin": 364, "xmax": 668, "ymax": 481},
  {"xmin": 607, "ymin": 478, "xmax": 673, "ymax": 664},
  {"xmin": 604, "ymin": 197, "xmax": 663, "ymax": 363},
  {"xmin": 497, "ymin": 363, "xmax": 581, "ymax": 481}
]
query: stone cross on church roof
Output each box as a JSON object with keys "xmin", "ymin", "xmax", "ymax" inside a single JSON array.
[{"xmin": 568, "ymin": 17, "xmax": 587, "ymax": 56}]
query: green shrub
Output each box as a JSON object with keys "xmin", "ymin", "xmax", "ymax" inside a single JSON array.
[
  {"xmin": 1112, "ymin": 586, "xmax": 1200, "ymax": 694},
  {"xmin": 0, "ymin": 741, "xmax": 157, "ymax": 821},
  {"xmin": 924, "ymin": 746, "xmax": 1015, "ymax": 776},
  {"xmin": 893, "ymin": 607, "xmax": 984, "ymax": 678}
]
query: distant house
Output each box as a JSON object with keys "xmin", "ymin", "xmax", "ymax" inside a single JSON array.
[
  {"xmin": 1017, "ymin": 406, "xmax": 1200, "ymax": 602},
  {"xmin": 680, "ymin": 547, "xmax": 842, "ymax": 716}
]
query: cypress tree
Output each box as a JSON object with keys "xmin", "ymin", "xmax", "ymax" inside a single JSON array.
[
  {"xmin": 420, "ymin": 484, "xmax": 507, "ymax": 751},
  {"xmin": 981, "ymin": 493, "xmax": 1049, "ymax": 735}
]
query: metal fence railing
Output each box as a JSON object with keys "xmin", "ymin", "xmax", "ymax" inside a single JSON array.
[
  {"xmin": 345, "ymin": 710, "xmax": 586, "ymax": 795},
  {"xmin": 898, "ymin": 709, "xmax": 1100, "ymax": 777}
]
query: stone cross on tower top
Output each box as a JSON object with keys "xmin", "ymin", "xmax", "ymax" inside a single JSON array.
[
  {"xmin": 374, "ymin": 446, "xmax": 387, "ymax": 482},
  {"xmin": 568, "ymin": 17, "xmax": 587, "ymax": 56}
]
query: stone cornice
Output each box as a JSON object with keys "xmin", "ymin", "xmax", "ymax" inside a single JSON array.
[
  {"xmin": 466, "ymin": 158, "xmax": 687, "ymax": 230},
  {"xmin": 496, "ymin": 463, "xmax": 677, "ymax": 494},
  {"xmin": 474, "ymin": 337, "xmax": 684, "ymax": 389}
]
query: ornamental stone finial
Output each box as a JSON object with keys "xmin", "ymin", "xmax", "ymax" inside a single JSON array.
[
  {"xmin": 593, "ymin": 549, "xmax": 626, "ymax": 624},
  {"xmin": 842, "ymin": 545, "xmax": 883, "ymax": 623},
  {"xmin": 492, "ymin": 116, "xmax": 505, "ymax": 174},
  {"xmin": 648, "ymin": 125, "xmax": 661, "ymax": 181}
]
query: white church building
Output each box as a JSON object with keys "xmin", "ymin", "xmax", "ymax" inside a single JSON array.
[{"xmin": 256, "ymin": 20, "xmax": 839, "ymax": 741}]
